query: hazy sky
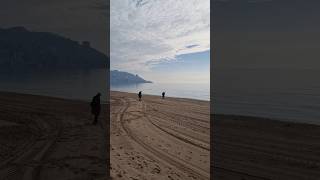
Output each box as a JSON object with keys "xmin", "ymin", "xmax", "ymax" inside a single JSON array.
[
  {"xmin": 214, "ymin": 0, "xmax": 320, "ymax": 69},
  {"xmin": 110, "ymin": 0, "xmax": 210, "ymax": 83},
  {"xmin": 0, "ymin": 0, "xmax": 108, "ymax": 54}
]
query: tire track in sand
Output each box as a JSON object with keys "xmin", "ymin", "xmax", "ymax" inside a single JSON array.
[
  {"xmin": 0, "ymin": 116, "xmax": 62, "ymax": 180},
  {"xmin": 117, "ymin": 97, "xmax": 210, "ymax": 180}
]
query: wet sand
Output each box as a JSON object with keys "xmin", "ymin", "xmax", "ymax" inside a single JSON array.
[
  {"xmin": 110, "ymin": 91, "xmax": 210, "ymax": 180},
  {"xmin": 0, "ymin": 92, "xmax": 107, "ymax": 180}
]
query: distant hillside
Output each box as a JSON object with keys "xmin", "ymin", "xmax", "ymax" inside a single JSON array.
[
  {"xmin": 111, "ymin": 70, "xmax": 152, "ymax": 84},
  {"xmin": 0, "ymin": 27, "xmax": 108, "ymax": 70}
]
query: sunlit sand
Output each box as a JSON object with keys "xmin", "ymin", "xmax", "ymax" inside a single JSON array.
[{"xmin": 110, "ymin": 91, "xmax": 210, "ymax": 180}]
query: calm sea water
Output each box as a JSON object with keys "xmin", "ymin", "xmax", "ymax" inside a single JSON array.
[
  {"xmin": 111, "ymin": 82, "xmax": 210, "ymax": 101},
  {"xmin": 3, "ymin": 68, "xmax": 319, "ymax": 125},
  {"xmin": 0, "ymin": 68, "xmax": 209, "ymax": 102},
  {"xmin": 214, "ymin": 68, "xmax": 320, "ymax": 125},
  {"xmin": 0, "ymin": 68, "xmax": 107, "ymax": 102}
]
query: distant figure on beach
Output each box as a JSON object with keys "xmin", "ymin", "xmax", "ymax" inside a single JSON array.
[
  {"xmin": 90, "ymin": 93, "xmax": 101, "ymax": 125},
  {"xmin": 162, "ymin": 92, "xmax": 165, "ymax": 99},
  {"xmin": 138, "ymin": 91, "xmax": 142, "ymax": 101}
]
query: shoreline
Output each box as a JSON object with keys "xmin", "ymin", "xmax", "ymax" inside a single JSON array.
[
  {"xmin": 0, "ymin": 91, "xmax": 319, "ymax": 179},
  {"xmin": 110, "ymin": 90, "xmax": 210, "ymax": 102},
  {"xmin": 0, "ymin": 90, "xmax": 109, "ymax": 104},
  {"xmin": 2, "ymin": 90, "xmax": 319, "ymax": 127},
  {"xmin": 214, "ymin": 113, "xmax": 320, "ymax": 127},
  {"xmin": 111, "ymin": 91, "xmax": 320, "ymax": 179},
  {"xmin": 0, "ymin": 90, "xmax": 88, "ymax": 102},
  {"xmin": 112, "ymin": 90, "xmax": 320, "ymax": 126}
]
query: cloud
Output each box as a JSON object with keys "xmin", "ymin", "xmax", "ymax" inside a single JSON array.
[{"xmin": 110, "ymin": 0, "xmax": 210, "ymax": 72}]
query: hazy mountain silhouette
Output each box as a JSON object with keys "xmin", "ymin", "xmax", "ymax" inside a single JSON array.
[
  {"xmin": 0, "ymin": 27, "xmax": 108, "ymax": 71},
  {"xmin": 111, "ymin": 70, "xmax": 152, "ymax": 85}
]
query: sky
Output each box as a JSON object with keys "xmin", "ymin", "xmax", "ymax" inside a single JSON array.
[
  {"xmin": 0, "ymin": 0, "xmax": 108, "ymax": 54},
  {"xmin": 145, "ymin": 50, "xmax": 210, "ymax": 84},
  {"xmin": 213, "ymin": 0, "xmax": 320, "ymax": 69},
  {"xmin": 110, "ymin": 0, "xmax": 210, "ymax": 84}
]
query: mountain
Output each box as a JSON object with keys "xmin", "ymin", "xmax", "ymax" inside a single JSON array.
[
  {"xmin": 0, "ymin": 27, "xmax": 108, "ymax": 71},
  {"xmin": 111, "ymin": 70, "xmax": 152, "ymax": 84}
]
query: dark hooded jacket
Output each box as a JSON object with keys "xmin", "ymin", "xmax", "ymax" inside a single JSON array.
[{"xmin": 90, "ymin": 94, "xmax": 101, "ymax": 115}]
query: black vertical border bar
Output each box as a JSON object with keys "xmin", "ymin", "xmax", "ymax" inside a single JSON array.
[
  {"xmin": 210, "ymin": 0, "xmax": 214, "ymax": 179},
  {"xmin": 106, "ymin": 0, "xmax": 110, "ymax": 178}
]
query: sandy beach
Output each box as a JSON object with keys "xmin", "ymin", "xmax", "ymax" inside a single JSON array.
[
  {"xmin": 2, "ymin": 90, "xmax": 320, "ymax": 180},
  {"xmin": 111, "ymin": 91, "xmax": 320, "ymax": 180},
  {"xmin": 0, "ymin": 92, "xmax": 107, "ymax": 180},
  {"xmin": 110, "ymin": 91, "xmax": 211, "ymax": 180},
  {"xmin": 213, "ymin": 115, "xmax": 320, "ymax": 180}
]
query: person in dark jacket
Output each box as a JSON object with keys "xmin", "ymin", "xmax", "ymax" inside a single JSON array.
[
  {"xmin": 90, "ymin": 92, "xmax": 101, "ymax": 125},
  {"xmin": 162, "ymin": 92, "xmax": 165, "ymax": 99},
  {"xmin": 138, "ymin": 91, "xmax": 142, "ymax": 101}
]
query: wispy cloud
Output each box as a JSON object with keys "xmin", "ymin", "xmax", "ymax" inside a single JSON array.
[{"xmin": 110, "ymin": 0, "xmax": 210, "ymax": 72}]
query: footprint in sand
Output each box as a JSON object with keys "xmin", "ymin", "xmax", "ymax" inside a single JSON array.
[{"xmin": 151, "ymin": 167, "xmax": 161, "ymax": 174}]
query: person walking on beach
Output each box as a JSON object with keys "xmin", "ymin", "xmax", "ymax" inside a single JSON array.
[
  {"xmin": 162, "ymin": 92, "xmax": 165, "ymax": 99},
  {"xmin": 138, "ymin": 91, "xmax": 142, "ymax": 101},
  {"xmin": 90, "ymin": 92, "xmax": 101, "ymax": 125}
]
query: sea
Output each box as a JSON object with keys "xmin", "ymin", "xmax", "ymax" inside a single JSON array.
[
  {"xmin": 2, "ymin": 68, "xmax": 320, "ymax": 125},
  {"xmin": 213, "ymin": 68, "xmax": 320, "ymax": 125},
  {"xmin": 0, "ymin": 68, "xmax": 210, "ymax": 102},
  {"xmin": 0, "ymin": 68, "xmax": 107, "ymax": 102},
  {"xmin": 111, "ymin": 82, "xmax": 210, "ymax": 101}
]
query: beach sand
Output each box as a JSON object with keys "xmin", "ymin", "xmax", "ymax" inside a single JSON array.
[
  {"xmin": 0, "ymin": 92, "xmax": 107, "ymax": 180},
  {"xmin": 213, "ymin": 115, "xmax": 320, "ymax": 180},
  {"xmin": 110, "ymin": 91, "xmax": 210, "ymax": 180},
  {"xmin": 111, "ymin": 91, "xmax": 320, "ymax": 180},
  {"xmin": 2, "ymin": 90, "xmax": 319, "ymax": 180}
]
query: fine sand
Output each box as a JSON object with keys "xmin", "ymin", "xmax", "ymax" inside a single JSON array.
[
  {"xmin": 0, "ymin": 92, "xmax": 107, "ymax": 180},
  {"xmin": 2, "ymin": 91, "xmax": 319, "ymax": 180},
  {"xmin": 110, "ymin": 91, "xmax": 210, "ymax": 180},
  {"xmin": 112, "ymin": 91, "xmax": 320, "ymax": 180},
  {"xmin": 213, "ymin": 115, "xmax": 320, "ymax": 180}
]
